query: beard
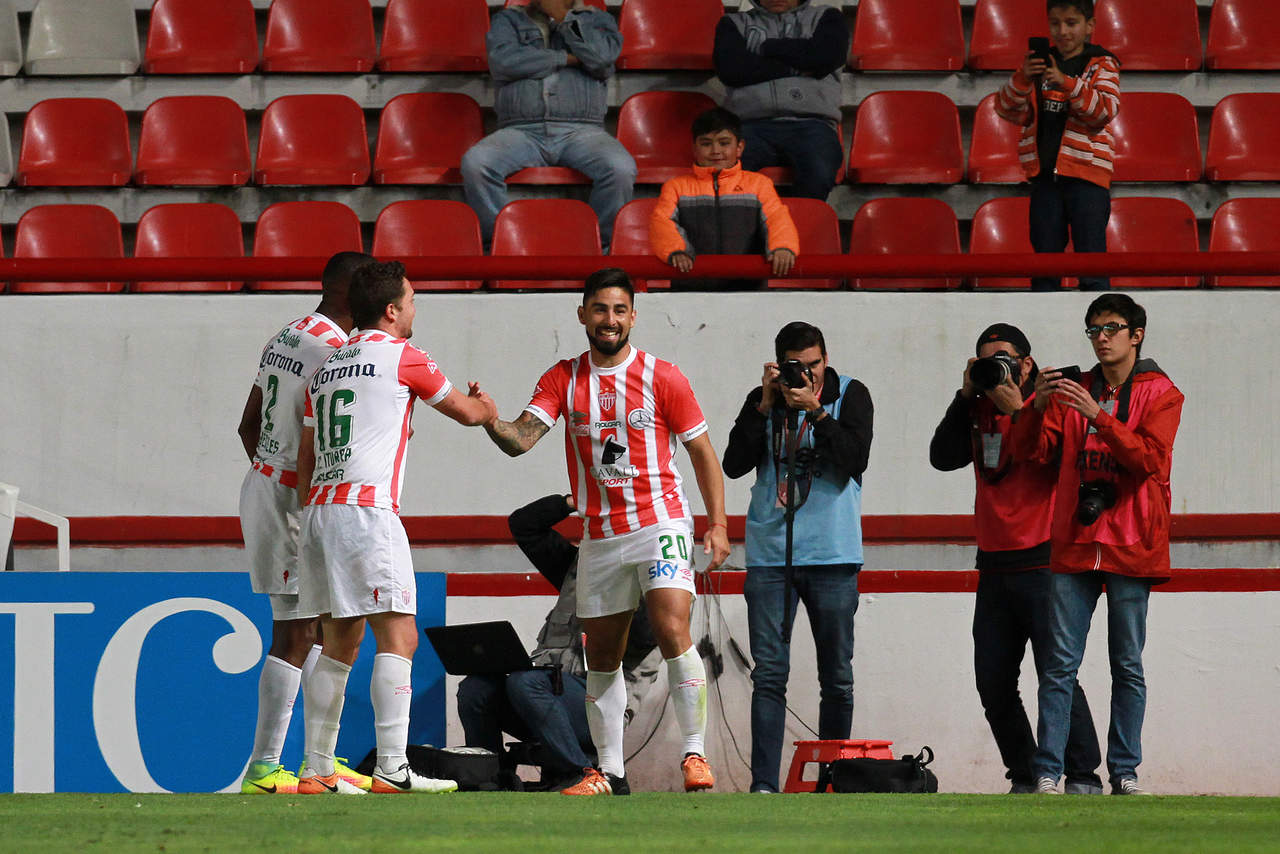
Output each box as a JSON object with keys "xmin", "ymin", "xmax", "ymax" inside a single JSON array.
[{"xmin": 588, "ymin": 326, "xmax": 629, "ymax": 356}]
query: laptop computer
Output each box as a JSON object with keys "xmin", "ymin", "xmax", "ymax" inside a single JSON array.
[{"xmin": 423, "ymin": 620, "xmax": 535, "ymax": 676}]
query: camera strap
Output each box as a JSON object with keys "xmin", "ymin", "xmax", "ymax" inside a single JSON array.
[
  {"xmin": 769, "ymin": 408, "xmax": 813, "ymax": 510},
  {"xmin": 1085, "ymin": 364, "xmax": 1135, "ymax": 439}
]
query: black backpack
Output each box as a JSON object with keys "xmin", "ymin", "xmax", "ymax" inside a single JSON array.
[{"xmin": 828, "ymin": 746, "xmax": 939, "ymax": 793}]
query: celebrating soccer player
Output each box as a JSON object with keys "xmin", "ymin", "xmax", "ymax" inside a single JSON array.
[
  {"xmin": 479, "ymin": 267, "xmax": 731, "ymax": 796},
  {"xmin": 294, "ymin": 260, "xmax": 497, "ymax": 795}
]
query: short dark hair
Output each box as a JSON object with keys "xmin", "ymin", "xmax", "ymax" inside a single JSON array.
[
  {"xmin": 349, "ymin": 261, "xmax": 408, "ymax": 329},
  {"xmin": 1086, "ymin": 292, "xmax": 1146, "ymax": 353},
  {"xmin": 691, "ymin": 107, "xmax": 741, "ymax": 141},
  {"xmin": 775, "ymin": 321, "xmax": 826, "ymax": 362},
  {"xmin": 1048, "ymin": 0, "xmax": 1093, "ymax": 17},
  {"xmin": 321, "ymin": 251, "xmax": 375, "ymax": 299},
  {"xmin": 583, "ymin": 267, "xmax": 634, "ymax": 305}
]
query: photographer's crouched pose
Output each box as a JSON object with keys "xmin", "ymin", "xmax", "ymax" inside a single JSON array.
[
  {"xmin": 930, "ymin": 323, "xmax": 1102, "ymax": 794},
  {"xmin": 722, "ymin": 322, "xmax": 873, "ymax": 793},
  {"xmin": 1012, "ymin": 295, "xmax": 1183, "ymax": 795}
]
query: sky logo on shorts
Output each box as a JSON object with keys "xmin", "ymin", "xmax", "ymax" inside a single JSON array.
[{"xmin": 648, "ymin": 561, "xmax": 679, "ymax": 581}]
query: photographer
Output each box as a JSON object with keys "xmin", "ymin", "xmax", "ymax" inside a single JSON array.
[
  {"xmin": 1012, "ymin": 295, "xmax": 1183, "ymax": 795},
  {"xmin": 722, "ymin": 322, "xmax": 873, "ymax": 794},
  {"xmin": 930, "ymin": 324, "xmax": 1102, "ymax": 794}
]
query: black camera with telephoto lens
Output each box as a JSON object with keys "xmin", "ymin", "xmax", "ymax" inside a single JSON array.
[
  {"xmin": 1076, "ymin": 480, "xmax": 1117, "ymax": 525},
  {"xmin": 778, "ymin": 359, "xmax": 814, "ymax": 389},
  {"xmin": 970, "ymin": 353, "xmax": 1021, "ymax": 392}
]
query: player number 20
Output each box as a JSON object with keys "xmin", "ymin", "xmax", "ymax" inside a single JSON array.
[
  {"xmin": 314, "ymin": 390, "xmax": 356, "ymax": 452},
  {"xmin": 659, "ymin": 533, "xmax": 688, "ymax": 562}
]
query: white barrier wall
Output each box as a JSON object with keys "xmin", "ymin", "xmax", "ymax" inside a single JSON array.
[{"xmin": 2, "ymin": 290, "xmax": 1277, "ymax": 518}]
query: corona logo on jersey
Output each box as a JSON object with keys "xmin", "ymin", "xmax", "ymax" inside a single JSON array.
[{"xmin": 0, "ymin": 572, "xmax": 445, "ymax": 793}]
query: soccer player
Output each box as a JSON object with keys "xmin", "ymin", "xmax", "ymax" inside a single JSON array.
[
  {"xmin": 480, "ymin": 267, "xmax": 732, "ymax": 795},
  {"xmin": 295, "ymin": 260, "xmax": 498, "ymax": 795},
  {"xmin": 236, "ymin": 251, "xmax": 374, "ymax": 795}
]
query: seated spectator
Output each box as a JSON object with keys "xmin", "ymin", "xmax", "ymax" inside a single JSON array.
[
  {"xmin": 650, "ymin": 107, "xmax": 799, "ymax": 291},
  {"xmin": 713, "ymin": 0, "xmax": 850, "ymax": 201},
  {"xmin": 456, "ymin": 494, "xmax": 660, "ymax": 791},
  {"xmin": 461, "ymin": 0, "xmax": 636, "ymax": 249}
]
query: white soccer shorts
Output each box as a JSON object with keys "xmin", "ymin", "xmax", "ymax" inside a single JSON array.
[
  {"xmin": 576, "ymin": 522, "xmax": 697, "ymax": 619},
  {"xmin": 298, "ymin": 504, "xmax": 417, "ymax": 619},
  {"xmin": 239, "ymin": 469, "xmax": 302, "ymax": 596}
]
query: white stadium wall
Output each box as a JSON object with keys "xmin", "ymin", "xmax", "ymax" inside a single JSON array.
[{"xmin": 3, "ymin": 291, "xmax": 1279, "ymax": 794}]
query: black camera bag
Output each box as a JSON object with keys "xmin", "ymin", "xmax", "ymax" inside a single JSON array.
[
  {"xmin": 828, "ymin": 746, "xmax": 939, "ymax": 793},
  {"xmin": 356, "ymin": 745, "xmax": 501, "ymax": 791}
]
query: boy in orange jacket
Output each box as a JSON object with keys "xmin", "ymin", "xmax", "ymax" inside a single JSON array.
[{"xmin": 650, "ymin": 107, "xmax": 799, "ymax": 290}]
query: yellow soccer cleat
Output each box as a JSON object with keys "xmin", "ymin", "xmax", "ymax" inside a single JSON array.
[
  {"xmin": 241, "ymin": 762, "xmax": 300, "ymax": 795},
  {"xmin": 334, "ymin": 757, "xmax": 373, "ymax": 792}
]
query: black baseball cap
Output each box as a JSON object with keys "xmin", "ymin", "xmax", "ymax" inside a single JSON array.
[{"xmin": 976, "ymin": 323, "xmax": 1030, "ymax": 357}]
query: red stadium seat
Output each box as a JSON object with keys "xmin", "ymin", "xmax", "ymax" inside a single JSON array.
[
  {"xmin": 379, "ymin": 0, "xmax": 488, "ymax": 72},
  {"xmin": 504, "ymin": 0, "xmax": 605, "ymax": 7},
  {"xmin": 490, "ymin": 199, "xmax": 601, "ymax": 290},
  {"xmin": 372, "ymin": 201, "xmax": 484, "ymax": 291},
  {"xmin": 1207, "ymin": 198, "xmax": 1280, "ymax": 288},
  {"xmin": 616, "ymin": 0, "xmax": 721, "ymax": 70},
  {"xmin": 135, "ymin": 96, "xmax": 251, "ymax": 186},
  {"xmin": 1206, "ymin": 0, "xmax": 1280, "ymax": 70},
  {"xmin": 608, "ymin": 198, "xmax": 668, "ymax": 290},
  {"xmin": 255, "ymin": 95, "xmax": 370, "ymax": 186},
  {"xmin": 769, "ymin": 198, "xmax": 843, "ymax": 290},
  {"xmin": 850, "ymin": 0, "xmax": 965, "ymax": 71},
  {"xmin": 12, "ymin": 205, "xmax": 124, "ymax": 293},
  {"xmin": 968, "ymin": 0, "xmax": 1044, "ymax": 71},
  {"xmin": 847, "ymin": 92, "xmax": 963, "ymax": 184},
  {"xmin": 1106, "ymin": 197, "xmax": 1200, "ymax": 289},
  {"xmin": 968, "ymin": 93, "xmax": 1026, "ymax": 184},
  {"xmin": 1206, "ymin": 94, "xmax": 1280, "ymax": 182},
  {"xmin": 1110, "ymin": 92, "xmax": 1201, "ymax": 182},
  {"xmin": 143, "ymin": 0, "xmax": 259, "ymax": 74},
  {"xmin": 616, "ymin": 91, "xmax": 717, "ymax": 184},
  {"xmin": 848, "ymin": 198, "xmax": 960, "ymax": 290},
  {"xmin": 251, "ymin": 201, "xmax": 364, "ymax": 291},
  {"xmin": 1093, "ymin": 0, "xmax": 1201, "ymax": 71},
  {"xmin": 133, "ymin": 203, "xmax": 245, "ymax": 293},
  {"xmin": 373, "ymin": 93, "xmax": 483, "ymax": 185},
  {"xmin": 261, "ymin": 0, "xmax": 376, "ymax": 72},
  {"xmin": 969, "ymin": 196, "xmax": 1062, "ymax": 290},
  {"xmin": 17, "ymin": 98, "xmax": 131, "ymax": 187}
]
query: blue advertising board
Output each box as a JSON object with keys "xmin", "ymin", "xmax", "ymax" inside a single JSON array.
[{"xmin": 0, "ymin": 572, "xmax": 446, "ymax": 793}]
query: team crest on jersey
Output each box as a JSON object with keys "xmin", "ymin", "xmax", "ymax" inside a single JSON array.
[
  {"xmin": 627, "ymin": 408, "xmax": 655, "ymax": 430},
  {"xmin": 598, "ymin": 391, "xmax": 616, "ymax": 411}
]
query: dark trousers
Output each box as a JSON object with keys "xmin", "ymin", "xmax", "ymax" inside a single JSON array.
[
  {"xmin": 456, "ymin": 669, "xmax": 594, "ymax": 781},
  {"xmin": 741, "ymin": 118, "xmax": 845, "ymax": 201},
  {"xmin": 973, "ymin": 568, "xmax": 1103, "ymax": 787},
  {"xmin": 1028, "ymin": 173, "xmax": 1111, "ymax": 291}
]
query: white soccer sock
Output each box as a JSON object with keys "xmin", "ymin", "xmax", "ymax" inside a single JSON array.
[
  {"xmin": 585, "ymin": 667, "xmax": 627, "ymax": 778},
  {"xmin": 300, "ymin": 643, "xmax": 323, "ymax": 686},
  {"xmin": 249, "ymin": 655, "xmax": 302, "ymax": 765},
  {"xmin": 665, "ymin": 645, "xmax": 708, "ymax": 758},
  {"xmin": 303, "ymin": 654, "xmax": 351, "ymax": 778},
  {"xmin": 371, "ymin": 652, "xmax": 413, "ymax": 773}
]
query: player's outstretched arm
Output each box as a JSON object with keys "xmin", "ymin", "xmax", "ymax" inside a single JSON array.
[
  {"xmin": 484, "ymin": 410, "xmax": 550, "ymax": 458},
  {"xmin": 433, "ymin": 382, "xmax": 500, "ymax": 427},
  {"xmin": 237, "ymin": 386, "xmax": 263, "ymax": 462},
  {"xmin": 683, "ymin": 432, "xmax": 730, "ymax": 571},
  {"xmin": 296, "ymin": 426, "xmax": 316, "ymax": 506}
]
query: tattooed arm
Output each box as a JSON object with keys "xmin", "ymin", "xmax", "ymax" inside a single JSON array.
[{"xmin": 484, "ymin": 410, "xmax": 551, "ymax": 457}]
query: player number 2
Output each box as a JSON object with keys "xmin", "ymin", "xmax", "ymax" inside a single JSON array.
[
  {"xmin": 659, "ymin": 534, "xmax": 688, "ymax": 561},
  {"xmin": 262, "ymin": 375, "xmax": 279, "ymax": 434},
  {"xmin": 314, "ymin": 389, "xmax": 356, "ymax": 452}
]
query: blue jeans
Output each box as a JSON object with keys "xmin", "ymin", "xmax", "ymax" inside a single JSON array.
[
  {"xmin": 456, "ymin": 669, "xmax": 594, "ymax": 778},
  {"xmin": 973, "ymin": 569, "xmax": 1102, "ymax": 787},
  {"xmin": 741, "ymin": 118, "xmax": 845, "ymax": 201},
  {"xmin": 1033, "ymin": 571, "xmax": 1152, "ymax": 784},
  {"xmin": 1028, "ymin": 173, "xmax": 1111, "ymax": 291},
  {"xmin": 744, "ymin": 563, "xmax": 860, "ymax": 793},
  {"xmin": 461, "ymin": 121, "xmax": 636, "ymax": 247}
]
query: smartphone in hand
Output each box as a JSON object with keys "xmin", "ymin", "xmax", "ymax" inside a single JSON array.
[{"xmin": 1028, "ymin": 36, "xmax": 1052, "ymax": 64}]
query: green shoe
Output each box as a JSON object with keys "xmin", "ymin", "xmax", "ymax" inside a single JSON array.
[{"xmin": 242, "ymin": 762, "xmax": 300, "ymax": 795}]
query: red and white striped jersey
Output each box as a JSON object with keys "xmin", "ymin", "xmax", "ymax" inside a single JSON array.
[
  {"xmin": 251, "ymin": 313, "xmax": 348, "ymax": 488},
  {"xmin": 303, "ymin": 329, "xmax": 452, "ymax": 513},
  {"xmin": 525, "ymin": 347, "xmax": 708, "ymax": 539}
]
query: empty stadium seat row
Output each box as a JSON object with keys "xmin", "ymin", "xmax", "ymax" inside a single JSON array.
[
  {"xmin": 5, "ymin": 196, "xmax": 1278, "ymax": 295},
  {"xmin": 11, "ymin": 89, "xmax": 1280, "ymax": 190},
  {"xmin": 11, "ymin": 0, "xmax": 1280, "ymax": 78}
]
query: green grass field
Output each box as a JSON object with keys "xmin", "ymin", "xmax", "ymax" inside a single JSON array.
[{"xmin": 2, "ymin": 793, "xmax": 1278, "ymax": 853}]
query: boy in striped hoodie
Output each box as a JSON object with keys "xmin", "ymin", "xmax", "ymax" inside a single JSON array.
[{"xmin": 996, "ymin": 1, "xmax": 1120, "ymax": 291}]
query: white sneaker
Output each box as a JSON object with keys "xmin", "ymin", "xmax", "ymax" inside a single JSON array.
[
  {"xmin": 371, "ymin": 762, "xmax": 458, "ymax": 794},
  {"xmin": 1035, "ymin": 776, "xmax": 1060, "ymax": 794},
  {"xmin": 1113, "ymin": 777, "xmax": 1152, "ymax": 796}
]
